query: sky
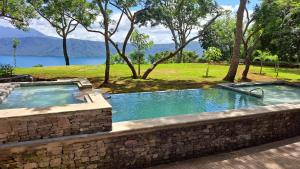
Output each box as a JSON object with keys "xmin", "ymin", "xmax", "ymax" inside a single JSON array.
[{"xmin": 0, "ymin": 0, "xmax": 260, "ymax": 44}]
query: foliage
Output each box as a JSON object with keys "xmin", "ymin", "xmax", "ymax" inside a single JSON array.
[
  {"xmin": 12, "ymin": 38, "xmax": 20, "ymax": 49},
  {"xmin": 0, "ymin": 0, "xmax": 36, "ymax": 29},
  {"xmin": 254, "ymin": 50, "xmax": 279, "ymax": 74},
  {"xmin": 29, "ymin": 0, "xmax": 92, "ymax": 37},
  {"xmin": 203, "ymin": 47, "xmax": 222, "ymax": 62},
  {"xmin": 149, "ymin": 51, "xmax": 200, "ymax": 64},
  {"xmin": 257, "ymin": 0, "xmax": 300, "ymax": 63},
  {"xmin": 139, "ymin": 0, "xmax": 219, "ymax": 63},
  {"xmin": 130, "ymin": 29, "xmax": 154, "ymax": 76},
  {"xmin": 111, "ymin": 54, "xmax": 125, "ymax": 64},
  {"xmin": 148, "ymin": 51, "xmax": 174, "ymax": 64},
  {"xmin": 130, "ymin": 30, "xmax": 154, "ymax": 52},
  {"xmin": 203, "ymin": 47, "xmax": 222, "ymax": 77},
  {"xmin": 0, "ymin": 64, "xmax": 14, "ymax": 78},
  {"xmin": 32, "ymin": 64, "xmax": 43, "ymax": 67},
  {"xmin": 29, "ymin": 0, "xmax": 93, "ymax": 65},
  {"xmin": 201, "ymin": 14, "xmax": 235, "ymax": 60},
  {"xmin": 129, "ymin": 29, "xmax": 154, "ymax": 65},
  {"xmin": 129, "ymin": 51, "xmax": 146, "ymax": 64}
]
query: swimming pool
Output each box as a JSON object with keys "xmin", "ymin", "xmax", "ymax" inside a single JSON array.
[
  {"xmin": 109, "ymin": 84, "xmax": 300, "ymax": 122},
  {"xmin": 0, "ymin": 84, "xmax": 85, "ymax": 109}
]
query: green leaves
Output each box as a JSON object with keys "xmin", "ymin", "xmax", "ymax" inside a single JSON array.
[
  {"xmin": 12, "ymin": 38, "xmax": 20, "ymax": 49},
  {"xmin": 29, "ymin": 0, "xmax": 92, "ymax": 36},
  {"xmin": 254, "ymin": 50, "xmax": 278, "ymax": 62},
  {"xmin": 0, "ymin": 0, "xmax": 36, "ymax": 29},
  {"xmin": 201, "ymin": 15, "xmax": 235, "ymax": 60},
  {"xmin": 130, "ymin": 29, "xmax": 154, "ymax": 51},
  {"xmin": 203, "ymin": 47, "xmax": 222, "ymax": 62}
]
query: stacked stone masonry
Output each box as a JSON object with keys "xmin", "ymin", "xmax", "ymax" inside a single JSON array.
[
  {"xmin": 0, "ymin": 110, "xmax": 299, "ymax": 169},
  {"xmin": 0, "ymin": 108, "xmax": 112, "ymax": 144}
]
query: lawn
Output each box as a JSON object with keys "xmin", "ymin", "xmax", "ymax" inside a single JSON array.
[{"xmin": 16, "ymin": 63, "xmax": 300, "ymax": 93}]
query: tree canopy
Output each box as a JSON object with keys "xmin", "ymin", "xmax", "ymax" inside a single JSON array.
[{"xmin": 0, "ymin": 0, "xmax": 36, "ymax": 29}]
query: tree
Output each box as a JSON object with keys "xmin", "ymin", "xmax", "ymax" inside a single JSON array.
[
  {"xmin": 203, "ymin": 47, "xmax": 222, "ymax": 77},
  {"xmin": 223, "ymin": 0, "xmax": 248, "ymax": 82},
  {"xmin": 241, "ymin": 7, "xmax": 263, "ymax": 80},
  {"xmin": 0, "ymin": 0, "xmax": 36, "ymax": 29},
  {"xmin": 257, "ymin": 0, "xmax": 300, "ymax": 63},
  {"xmin": 200, "ymin": 14, "xmax": 235, "ymax": 60},
  {"xmin": 12, "ymin": 38, "xmax": 20, "ymax": 67},
  {"xmin": 29, "ymin": 0, "xmax": 91, "ymax": 66},
  {"xmin": 254, "ymin": 50, "xmax": 278, "ymax": 75},
  {"xmin": 130, "ymin": 30, "xmax": 153, "ymax": 77},
  {"xmin": 77, "ymin": 0, "xmax": 148, "ymax": 80},
  {"xmin": 138, "ymin": 0, "xmax": 218, "ymax": 63},
  {"xmin": 140, "ymin": 0, "xmax": 222, "ymax": 79}
]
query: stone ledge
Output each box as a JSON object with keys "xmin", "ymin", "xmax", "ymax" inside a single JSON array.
[{"xmin": 1, "ymin": 102, "xmax": 299, "ymax": 150}]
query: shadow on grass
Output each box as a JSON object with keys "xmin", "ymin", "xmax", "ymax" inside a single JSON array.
[{"xmin": 89, "ymin": 77, "xmax": 222, "ymax": 94}]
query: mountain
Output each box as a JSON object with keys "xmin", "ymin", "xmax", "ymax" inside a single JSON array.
[
  {"xmin": 0, "ymin": 26, "xmax": 46, "ymax": 38},
  {"xmin": 0, "ymin": 26, "xmax": 203, "ymax": 57}
]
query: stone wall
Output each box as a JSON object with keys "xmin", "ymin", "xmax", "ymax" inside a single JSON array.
[
  {"xmin": 0, "ymin": 109, "xmax": 299, "ymax": 169},
  {"xmin": 0, "ymin": 108, "xmax": 112, "ymax": 145}
]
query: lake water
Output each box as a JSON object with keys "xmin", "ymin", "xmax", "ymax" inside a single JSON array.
[{"xmin": 0, "ymin": 55, "xmax": 106, "ymax": 67}]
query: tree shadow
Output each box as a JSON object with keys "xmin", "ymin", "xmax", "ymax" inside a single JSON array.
[{"xmin": 90, "ymin": 77, "xmax": 222, "ymax": 94}]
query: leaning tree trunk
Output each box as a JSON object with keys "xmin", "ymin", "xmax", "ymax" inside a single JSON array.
[
  {"xmin": 223, "ymin": 0, "xmax": 247, "ymax": 82},
  {"xmin": 242, "ymin": 57, "xmax": 251, "ymax": 80},
  {"xmin": 62, "ymin": 36, "xmax": 70, "ymax": 66}
]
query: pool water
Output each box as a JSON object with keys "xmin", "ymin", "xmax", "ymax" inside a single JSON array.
[
  {"xmin": 236, "ymin": 85, "xmax": 300, "ymax": 105},
  {"xmin": 0, "ymin": 85, "xmax": 84, "ymax": 109},
  {"xmin": 109, "ymin": 85, "xmax": 300, "ymax": 122}
]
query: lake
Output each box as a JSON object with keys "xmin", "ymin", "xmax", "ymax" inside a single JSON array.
[{"xmin": 0, "ymin": 55, "xmax": 106, "ymax": 67}]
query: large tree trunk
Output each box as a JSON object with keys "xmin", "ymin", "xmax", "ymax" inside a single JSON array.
[
  {"xmin": 62, "ymin": 36, "xmax": 70, "ymax": 66},
  {"xmin": 223, "ymin": 0, "xmax": 247, "ymax": 82},
  {"xmin": 103, "ymin": 14, "xmax": 110, "ymax": 85},
  {"xmin": 103, "ymin": 34, "xmax": 110, "ymax": 84}
]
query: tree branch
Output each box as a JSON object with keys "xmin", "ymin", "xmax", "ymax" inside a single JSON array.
[{"xmin": 142, "ymin": 13, "xmax": 222, "ymax": 79}]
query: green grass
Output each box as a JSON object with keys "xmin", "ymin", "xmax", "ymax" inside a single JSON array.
[{"xmin": 16, "ymin": 63, "xmax": 300, "ymax": 93}]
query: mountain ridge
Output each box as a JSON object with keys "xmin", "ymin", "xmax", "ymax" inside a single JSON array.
[{"xmin": 0, "ymin": 26, "xmax": 203, "ymax": 58}]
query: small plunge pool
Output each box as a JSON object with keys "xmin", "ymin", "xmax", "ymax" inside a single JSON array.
[
  {"xmin": 0, "ymin": 85, "xmax": 85, "ymax": 109},
  {"xmin": 109, "ymin": 84, "xmax": 300, "ymax": 122}
]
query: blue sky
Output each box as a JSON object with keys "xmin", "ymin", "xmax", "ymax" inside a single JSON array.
[
  {"xmin": 217, "ymin": 0, "xmax": 260, "ymax": 9},
  {"xmin": 1, "ymin": 0, "xmax": 261, "ymax": 44}
]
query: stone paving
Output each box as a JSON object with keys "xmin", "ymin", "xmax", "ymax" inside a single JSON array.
[{"xmin": 148, "ymin": 136, "xmax": 300, "ymax": 169}]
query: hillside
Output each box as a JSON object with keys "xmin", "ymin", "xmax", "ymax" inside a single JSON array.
[
  {"xmin": 0, "ymin": 26, "xmax": 203, "ymax": 58},
  {"xmin": 0, "ymin": 37, "xmax": 203, "ymax": 58}
]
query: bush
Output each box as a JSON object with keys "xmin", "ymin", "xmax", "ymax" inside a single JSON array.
[
  {"xmin": 110, "ymin": 54, "xmax": 125, "ymax": 64},
  {"xmin": 149, "ymin": 50, "xmax": 200, "ymax": 64},
  {"xmin": 0, "ymin": 64, "xmax": 14, "ymax": 78},
  {"xmin": 32, "ymin": 64, "xmax": 43, "ymax": 67}
]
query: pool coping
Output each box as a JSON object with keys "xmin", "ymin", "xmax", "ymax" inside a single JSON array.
[{"xmin": 0, "ymin": 79, "xmax": 111, "ymax": 119}]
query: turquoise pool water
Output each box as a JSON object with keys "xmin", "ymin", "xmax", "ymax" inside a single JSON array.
[
  {"xmin": 109, "ymin": 85, "xmax": 300, "ymax": 122},
  {"xmin": 236, "ymin": 85, "xmax": 300, "ymax": 105},
  {"xmin": 0, "ymin": 85, "xmax": 84, "ymax": 109}
]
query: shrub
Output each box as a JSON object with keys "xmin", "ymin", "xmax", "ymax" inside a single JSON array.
[
  {"xmin": 32, "ymin": 64, "xmax": 43, "ymax": 67},
  {"xmin": 0, "ymin": 64, "xmax": 15, "ymax": 78}
]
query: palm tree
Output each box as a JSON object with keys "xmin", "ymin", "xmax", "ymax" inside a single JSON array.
[{"xmin": 12, "ymin": 38, "xmax": 21, "ymax": 67}]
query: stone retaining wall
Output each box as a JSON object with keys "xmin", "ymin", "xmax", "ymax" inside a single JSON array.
[
  {"xmin": 0, "ymin": 106, "xmax": 299, "ymax": 169},
  {"xmin": 0, "ymin": 108, "xmax": 112, "ymax": 145}
]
